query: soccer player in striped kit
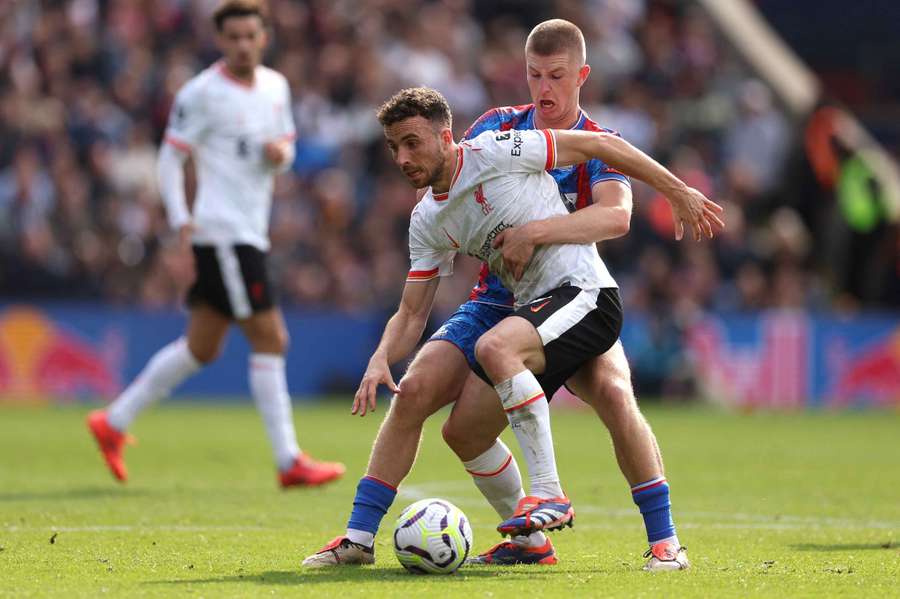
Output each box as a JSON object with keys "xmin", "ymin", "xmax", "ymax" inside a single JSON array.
[{"xmin": 87, "ymin": 1, "xmax": 344, "ymax": 488}]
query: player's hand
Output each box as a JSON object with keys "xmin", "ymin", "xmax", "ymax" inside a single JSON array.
[
  {"xmin": 352, "ymin": 356, "xmax": 399, "ymax": 417},
  {"xmin": 263, "ymin": 140, "xmax": 288, "ymax": 166},
  {"xmin": 491, "ymin": 225, "xmax": 536, "ymax": 281},
  {"xmin": 666, "ymin": 185, "xmax": 725, "ymax": 241}
]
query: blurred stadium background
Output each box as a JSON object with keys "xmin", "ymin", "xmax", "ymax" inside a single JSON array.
[{"xmin": 0, "ymin": 0, "xmax": 898, "ymax": 410}]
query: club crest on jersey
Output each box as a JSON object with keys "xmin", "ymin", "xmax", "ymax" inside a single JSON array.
[
  {"xmin": 495, "ymin": 132, "xmax": 511, "ymax": 141},
  {"xmin": 473, "ymin": 184, "xmax": 493, "ymax": 216}
]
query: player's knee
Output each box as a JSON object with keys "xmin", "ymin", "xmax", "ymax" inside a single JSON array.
[
  {"xmin": 584, "ymin": 375, "xmax": 636, "ymax": 418},
  {"xmin": 273, "ymin": 327, "xmax": 290, "ymax": 354},
  {"xmin": 189, "ymin": 342, "xmax": 221, "ymax": 365},
  {"xmin": 473, "ymin": 333, "xmax": 503, "ymax": 374},
  {"xmin": 251, "ymin": 322, "xmax": 289, "ymax": 354},
  {"xmin": 391, "ymin": 374, "xmax": 432, "ymax": 424},
  {"xmin": 605, "ymin": 377, "xmax": 639, "ymax": 416}
]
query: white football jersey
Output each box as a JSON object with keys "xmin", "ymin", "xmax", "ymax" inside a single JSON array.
[
  {"xmin": 407, "ymin": 129, "xmax": 617, "ymax": 307},
  {"xmin": 162, "ymin": 61, "xmax": 296, "ymax": 250}
]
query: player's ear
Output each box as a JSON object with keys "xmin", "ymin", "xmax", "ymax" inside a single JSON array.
[
  {"xmin": 440, "ymin": 127, "xmax": 453, "ymax": 145},
  {"xmin": 577, "ymin": 64, "xmax": 591, "ymax": 87}
]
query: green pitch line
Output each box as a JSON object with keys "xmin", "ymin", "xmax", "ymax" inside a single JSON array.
[{"xmin": 0, "ymin": 401, "xmax": 897, "ymax": 598}]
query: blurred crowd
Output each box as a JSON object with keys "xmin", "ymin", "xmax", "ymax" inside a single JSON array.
[{"xmin": 0, "ymin": 0, "xmax": 894, "ymax": 345}]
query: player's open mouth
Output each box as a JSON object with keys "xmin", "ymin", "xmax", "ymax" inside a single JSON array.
[{"xmin": 539, "ymin": 100, "xmax": 555, "ymax": 110}]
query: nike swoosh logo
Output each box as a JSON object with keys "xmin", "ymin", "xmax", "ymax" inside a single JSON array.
[{"xmin": 530, "ymin": 300, "xmax": 551, "ymax": 312}]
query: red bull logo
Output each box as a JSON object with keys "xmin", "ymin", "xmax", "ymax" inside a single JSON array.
[
  {"xmin": 686, "ymin": 313, "xmax": 900, "ymax": 409},
  {"xmin": 0, "ymin": 306, "xmax": 122, "ymax": 403},
  {"xmin": 686, "ymin": 313, "xmax": 809, "ymax": 410},
  {"xmin": 829, "ymin": 327, "xmax": 900, "ymax": 407}
]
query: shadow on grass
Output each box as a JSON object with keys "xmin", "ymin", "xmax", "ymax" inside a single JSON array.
[
  {"xmin": 791, "ymin": 542, "xmax": 896, "ymax": 552},
  {"xmin": 150, "ymin": 566, "xmax": 569, "ymax": 587},
  {"xmin": 0, "ymin": 486, "xmax": 152, "ymax": 502}
]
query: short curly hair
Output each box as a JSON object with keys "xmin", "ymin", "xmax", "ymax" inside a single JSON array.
[{"xmin": 376, "ymin": 87, "xmax": 452, "ymax": 129}]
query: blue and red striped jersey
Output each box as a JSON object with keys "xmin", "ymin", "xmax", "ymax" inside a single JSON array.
[{"xmin": 461, "ymin": 104, "xmax": 630, "ymax": 306}]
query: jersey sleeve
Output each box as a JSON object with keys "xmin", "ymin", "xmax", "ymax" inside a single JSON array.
[
  {"xmin": 163, "ymin": 80, "xmax": 207, "ymax": 152},
  {"xmin": 407, "ymin": 211, "xmax": 454, "ymax": 281},
  {"xmin": 474, "ymin": 128, "xmax": 556, "ymax": 174}
]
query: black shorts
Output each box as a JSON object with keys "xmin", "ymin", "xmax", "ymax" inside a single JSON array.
[
  {"xmin": 187, "ymin": 244, "xmax": 275, "ymax": 319},
  {"xmin": 473, "ymin": 286, "xmax": 622, "ymax": 397}
]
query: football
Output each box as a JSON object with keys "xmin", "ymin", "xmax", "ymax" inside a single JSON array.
[{"xmin": 393, "ymin": 498, "xmax": 473, "ymax": 574}]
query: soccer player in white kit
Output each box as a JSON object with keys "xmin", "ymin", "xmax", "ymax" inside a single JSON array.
[
  {"xmin": 358, "ymin": 86, "xmax": 721, "ymax": 541},
  {"xmin": 87, "ymin": 0, "xmax": 344, "ymax": 488}
]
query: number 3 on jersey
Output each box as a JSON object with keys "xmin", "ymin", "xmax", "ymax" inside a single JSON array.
[{"xmin": 236, "ymin": 137, "xmax": 250, "ymax": 159}]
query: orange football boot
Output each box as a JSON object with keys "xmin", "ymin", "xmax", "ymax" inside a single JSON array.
[
  {"xmin": 279, "ymin": 453, "xmax": 346, "ymax": 488},
  {"xmin": 86, "ymin": 410, "xmax": 133, "ymax": 482}
]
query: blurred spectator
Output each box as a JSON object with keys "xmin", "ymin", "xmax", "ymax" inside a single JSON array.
[{"xmin": 0, "ymin": 0, "xmax": 889, "ymax": 327}]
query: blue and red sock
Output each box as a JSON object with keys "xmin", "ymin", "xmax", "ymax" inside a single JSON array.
[
  {"xmin": 346, "ymin": 476, "xmax": 397, "ymax": 546},
  {"xmin": 631, "ymin": 477, "xmax": 677, "ymax": 545}
]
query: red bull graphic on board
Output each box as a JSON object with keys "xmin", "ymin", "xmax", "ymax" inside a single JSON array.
[
  {"xmin": 0, "ymin": 307, "xmax": 123, "ymax": 401},
  {"xmin": 825, "ymin": 324, "xmax": 900, "ymax": 407},
  {"xmin": 686, "ymin": 312, "xmax": 900, "ymax": 409},
  {"xmin": 0, "ymin": 304, "xmax": 896, "ymax": 407}
]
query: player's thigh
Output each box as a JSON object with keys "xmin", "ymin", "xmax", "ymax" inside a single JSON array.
[
  {"xmin": 442, "ymin": 372, "xmax": 507, "ymax": 460},
  {"xmin": 474, "ymin": 315, "xmax": 546, "ymax": 374},
  {"xmin": 392, "ymin": 340, "xmax": 471, "ymax": 420},
  {"xmin": 237, "ymin": 307, "xmax": 288, "ymax": 354},
  {"xmin": 186, "ymin": 303, "xmax": 232, "ymax": 363},
  {"xmin": 567, "ymin": 340, "xmax": 635, "ymax": 415}
]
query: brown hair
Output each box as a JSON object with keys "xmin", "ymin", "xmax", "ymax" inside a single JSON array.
[
  {"xmin": 525, "ymin": 19, "xmax": 586, "ymax": 65},
  {"xmin": 376, "ymin": 87, "xmax": 452, "ymax": 129},
  {"xmin": 213, "ymin": 0, "xmax": 267, "ymax": 31}
]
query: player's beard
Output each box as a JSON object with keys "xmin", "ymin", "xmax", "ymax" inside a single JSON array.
[{"xmin": 422, "ymin": 152, "xmax": 448, "ymax": 189}]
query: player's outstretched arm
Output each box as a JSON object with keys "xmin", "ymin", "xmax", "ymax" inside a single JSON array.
[
  {"xmin": 352, "ymin": 277, "xmax": 440, "ymax": 417},
  {"xmin": 552, "ymin": 130, "xmax": 725, "ymax": 241}
]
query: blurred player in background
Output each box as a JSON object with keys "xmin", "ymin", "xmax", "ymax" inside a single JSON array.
[
  {"xmin": 304, "ymin": 20, "xmax": 720, "ymax": 572},
  {"xmin": 87, "ymin": 0, "xmax": 344, "ymax": 488}
]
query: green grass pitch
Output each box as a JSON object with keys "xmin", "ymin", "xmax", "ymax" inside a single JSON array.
[{"xmin": 0, "ymin": 401, "xmax": 898, "ymax": 598}]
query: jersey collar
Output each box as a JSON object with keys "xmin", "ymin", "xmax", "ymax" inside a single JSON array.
[
  {"xmin": 216, "ymin": 61, "xmax": 256, "ymax": 89},
  {"xmin": 528, "ymin": 105, "xmax": 586, "ymax": 131},
  {"xmin": 432, "ymin": 146, "xmax": 464, "ymax": 202}
]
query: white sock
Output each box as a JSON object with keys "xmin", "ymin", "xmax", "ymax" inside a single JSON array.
[
  {"xmin": 494, "ymin": 371, "xmax": 563, "ymax": 499},
  {"xmin": 106, "ymin": 337, "xmax": 200, "ymax": 431},
  {"xmin": 346, "ymin": 529, "xmax": 375, "ymax": 547},
  {"xmin": 463, "ymin": 440, "xmax": 547, "ymax": 549},
  {"xmin": 249, "ymin": 353, "xmax": 300, "ymax": 471},
  {"xmin": 463, "ymin": 439, "xmax": 524, "ymax": 517}
]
